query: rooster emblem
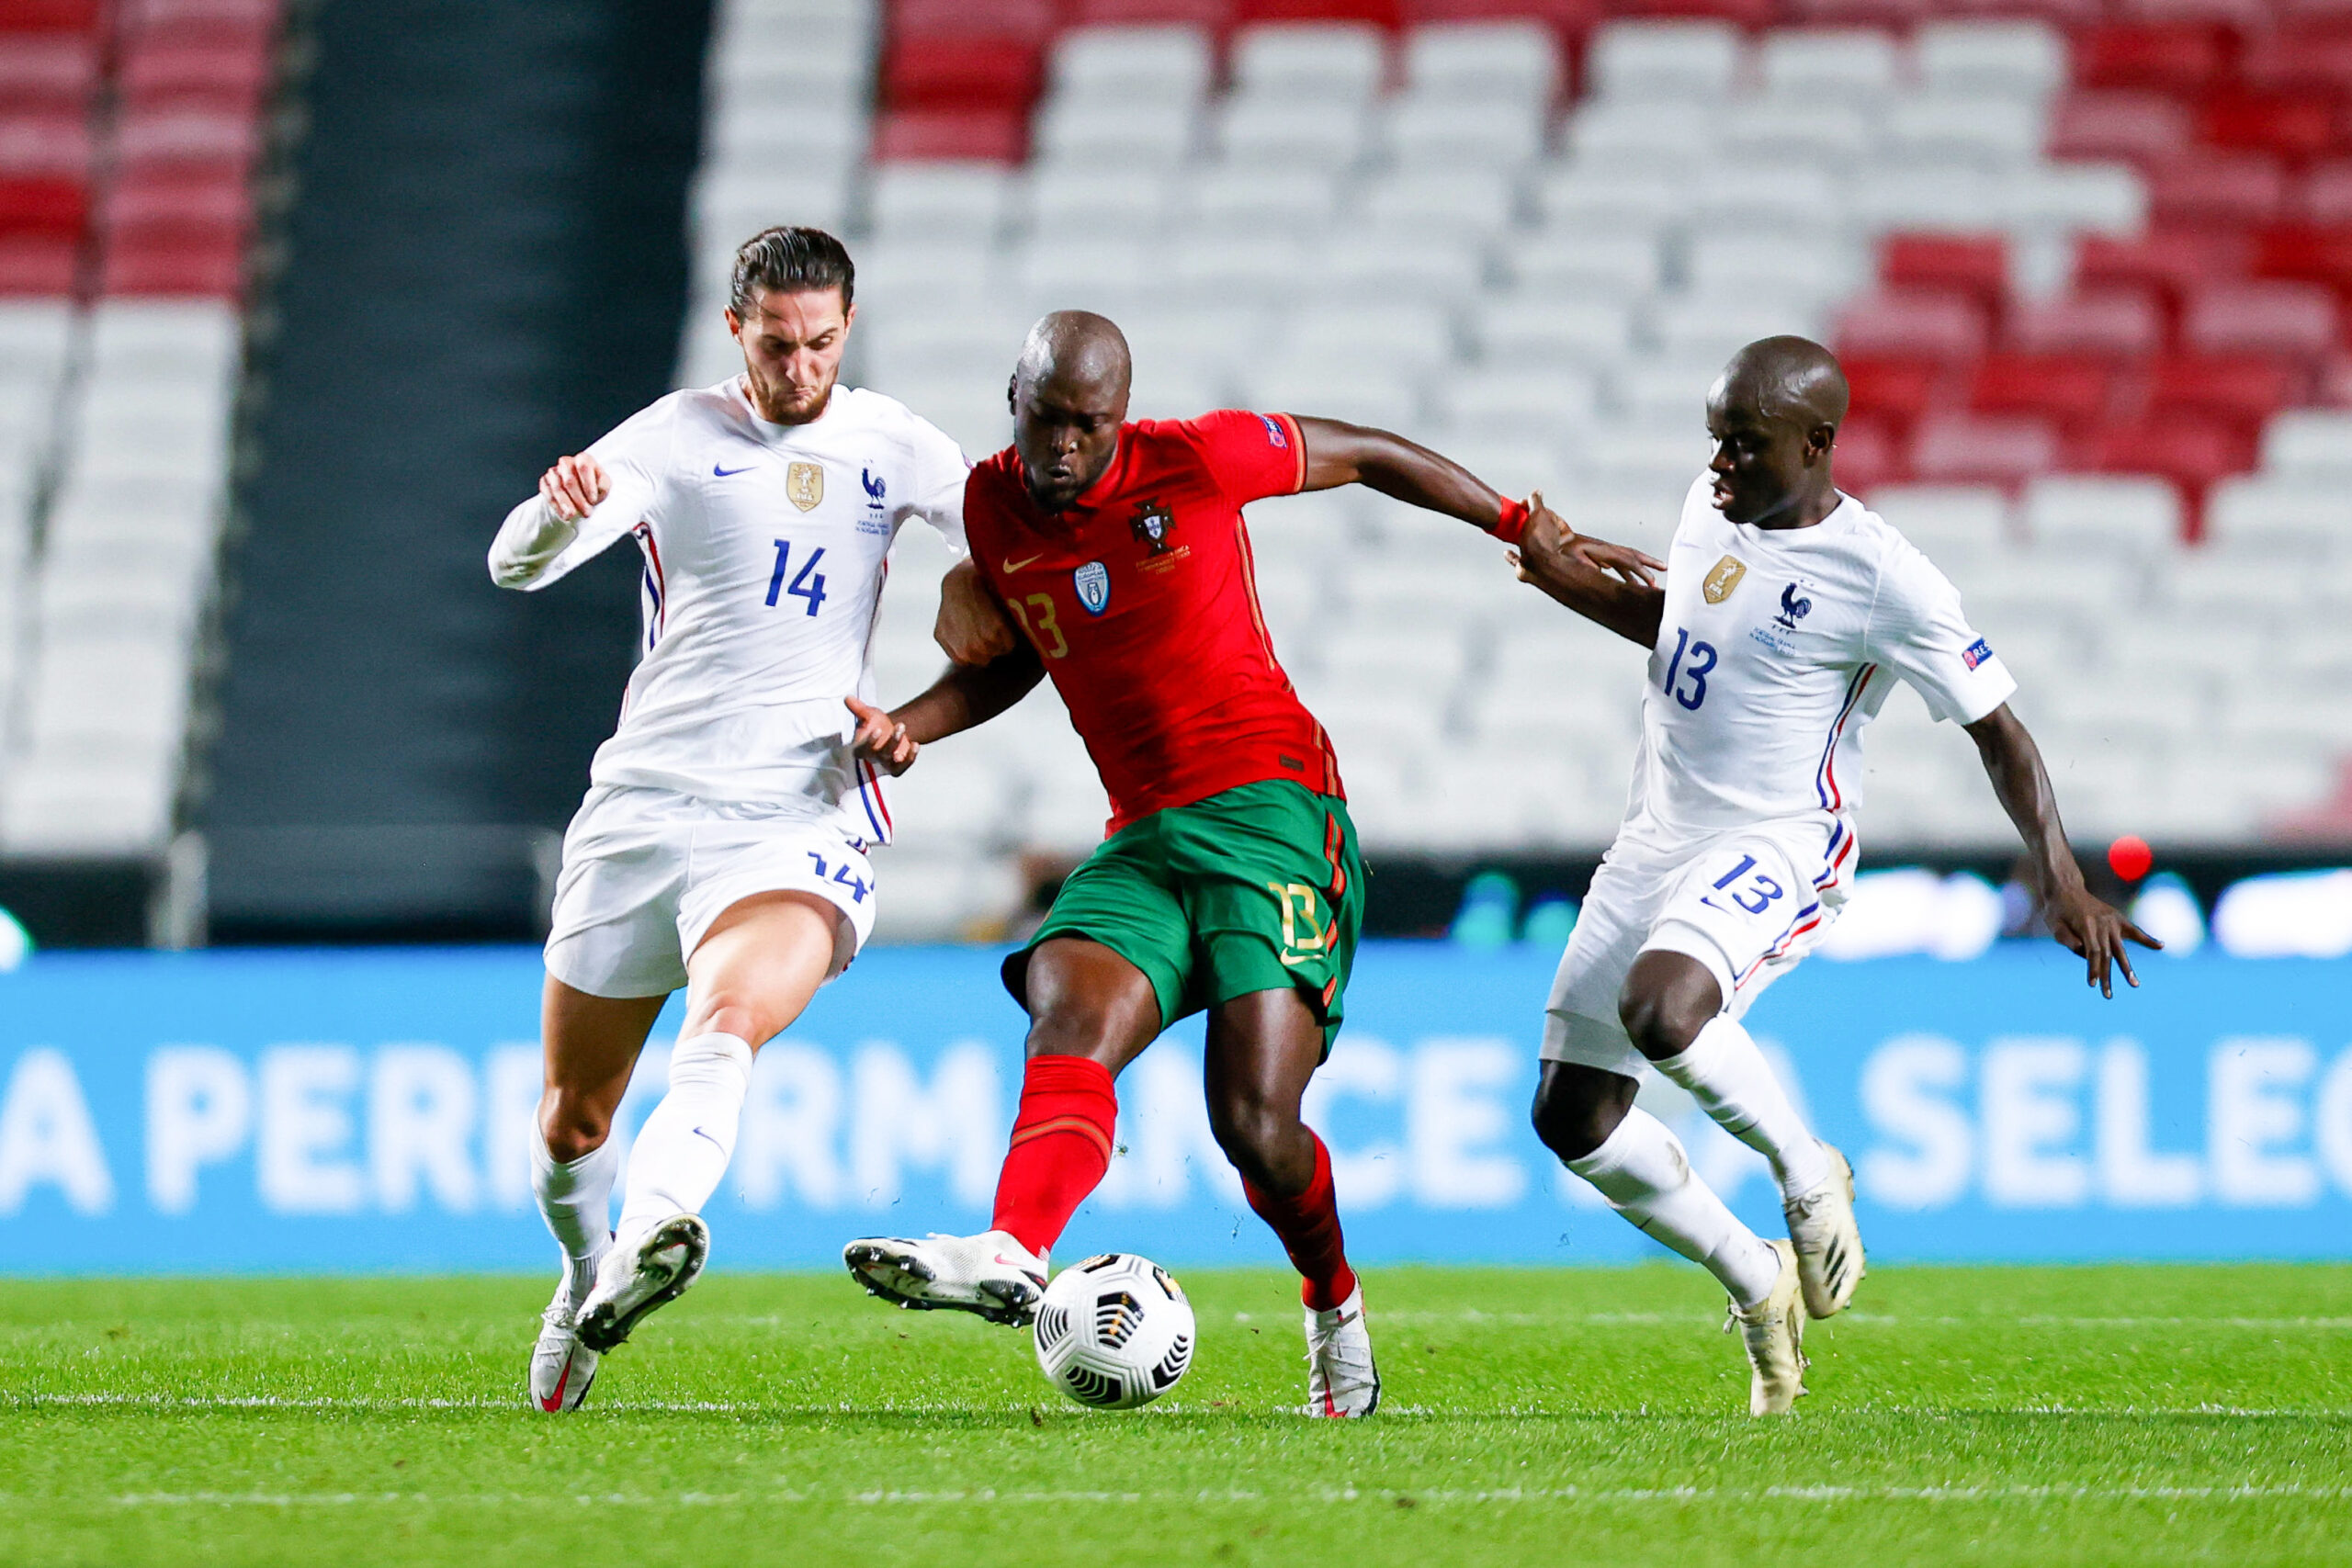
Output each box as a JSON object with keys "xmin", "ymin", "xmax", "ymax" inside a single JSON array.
[{"xmin": 1775, "ymin": 581, "xmax": 1813, "ymax": 630}]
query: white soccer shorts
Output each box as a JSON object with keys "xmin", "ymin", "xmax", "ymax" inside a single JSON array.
[
  {"xmin": 1541, "ymin": 818, "xmax": 1852, "ymax": 1079},
  {"xmin": 543, "ymin": 784, "xmax": 878, "ymax": 999}
]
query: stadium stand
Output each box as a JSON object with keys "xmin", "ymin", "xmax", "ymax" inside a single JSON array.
[
  {"xmin": 662, "ymin": 0, "xmax": 2352, "ymax": 938},
  {"xmin": 0, "ymin": 0, "xmax": 268, "ymax": 859}
]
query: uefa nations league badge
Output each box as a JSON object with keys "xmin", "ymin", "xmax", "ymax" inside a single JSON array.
[{"xmin": 1074, "ymin": 560, "xmax": 1111, "ymax": 615}]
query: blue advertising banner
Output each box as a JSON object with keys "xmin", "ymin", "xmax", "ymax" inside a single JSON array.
[{"xmin": 0, "ymin": 942, "xmax": 2346, "ymax": 1273}]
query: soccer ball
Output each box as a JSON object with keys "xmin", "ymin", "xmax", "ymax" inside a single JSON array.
[{"xmin": 1032, "ymin": 1253, "xmax": 1195, "ymax": 1409}]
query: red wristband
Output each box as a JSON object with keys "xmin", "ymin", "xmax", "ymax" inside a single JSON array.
[{"xmin": 1492, "ymin": 496, "xmax": 1532, "ymax": 546}]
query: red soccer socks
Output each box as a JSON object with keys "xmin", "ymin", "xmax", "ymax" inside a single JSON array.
[
  {"xmin": 989, "ymin": 1055, "xmax": 1118, "ymax": 1258},
  {"xmin": 1244, "ymin": 1132, "xmax": 1359, "ymax": 1312}
]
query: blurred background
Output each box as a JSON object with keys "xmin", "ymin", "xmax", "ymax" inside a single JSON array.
[{"xmin": 0, "ymin": 0, "xmax": 2349, "ymax": 961}]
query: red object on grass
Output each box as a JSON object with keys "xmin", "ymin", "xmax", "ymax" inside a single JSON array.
[{"xmin": 2108, "ymin": 835, "xmax": 2154, "ymax": 882}]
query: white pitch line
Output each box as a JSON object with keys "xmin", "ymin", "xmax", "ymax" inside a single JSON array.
[
  {"xmin": 1364, "ymin": 1311, "xmax": 2352, "ymax": 1330},
  {"xmin": 62, "ymin": 1483, "xmax": 2352, "ymax": 1509}
]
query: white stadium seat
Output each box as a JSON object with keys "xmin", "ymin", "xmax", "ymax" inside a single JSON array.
[
  {"xmin": 1381, "ymin": 95, "xmax": 1546, "ymax": 170},
  {"xmin": 1585, "ymin": 20, "xmax": 1745, "ymax": 102},
  {"xmin": 1474, "ymin": 296, "xmax": 1639, "ymax": 370},
  {"xmin": 1503, "ymin": 231, "xmax": 1662, "ymax": 301},
  {"xmin": 1914, "ymin": 20, "xmax": 2067, "ymax": 102},
  {"xmin": 2260, "ymin": 410, "xmax": 2352, "ymax": 481},
  {"xmin": 1402, "ymin": 21, "xmax": 1558, "ymax": 105},
  {"xmin": 1047, "ymin": 26, "xmax": 1215, "ymax": 106},
  {"xmin": 869, "ymin": 164, "xmax": 1012, "ymax": 244},
  {"xmin": 1216, "ymin": 100, "xmax": 1373, "ymax": 171},
  {"xmin": 1229, "ymin": 24, "xmax": 1387, "ymax": 105},
  {"xmin": 2018, "ymin": 476, "xmax": 2183, "ymax": 558},
  {"xmin": 1561, "ymin": 100, "xmax": 1717, "ymax": 175},
  {"xmin": 1757, "ymin": 29, "xmax": 1903, "ymax": 100}
]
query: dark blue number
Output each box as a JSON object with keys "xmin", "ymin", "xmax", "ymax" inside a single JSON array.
[
  {"xmin": 1661, "ymin": 628, "xmax": 1716, "ymax": 710},
  {"xmin": 1733, "ymin": 874, "xmax": 1784, "ymax": 915},
  {"xmin": 806, "ymin": 850, "xmax": 829, "ymax": 879},
  {"xmin": 1712, "ymin": 854, "xmax": 1758, "ymax": 891},
  {"xmin": 831, "ymin": 863, "xmax": 870, "ymax": 904},
  {"xmin": 788, "ymin": 547, "xmax": 828, "ymax": 616},
  {"xmin": 766, "ymin": 540, "xmax": 829, "ymax": 615}
]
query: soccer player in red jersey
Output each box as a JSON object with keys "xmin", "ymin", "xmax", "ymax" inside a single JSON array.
[{"xmin": 842, "ymin": 311, "xmax": 1655, "ymax": 1416}]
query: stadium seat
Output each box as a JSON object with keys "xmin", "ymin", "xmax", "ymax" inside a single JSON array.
[
  {"xmin": 1909, "ymin": 412, "xmax": 2059, "ymax": 487},
  {"xmin": 1880, "ymin": 95, "xmax": 2047, "ymax": 171},
  {"xmin": 1476, "ymin": 294, "xmax": 1638, "ymax": 368},
  {"xmin": 2184, "ymin": 281, "xmax": 2342, "ymax": 362},
  {"xmin": 2202, "ymin": 477, "xmax": 2350, "ymax": 558},
  {"xmin": 2049, "ymin": 91, "xmax": 2193, "ymax": 163},
  {"xmin": 1716, "ymin": 100, "xmax": 1876, "ymax": 166},
  {"xmin": 1870, "ymin": 483, "xmax": 2016, "ymax": 555},
  {"xmin": 2149, "ymin": 152, "xmax": 2291, "ymax": 230},
  {"xmin": 1969, "ymin": 353, "xmax": 2114, "ymax": 432},
  {"xmin": 1881, "ymin": 233, "xmax": 2008, "ymax": 311},
  {"xmin": 2003, "ymin": 288, "xmax": 2163, "ymax": 358},
  {"xmin": 2200, "ymin": 92, "xmax": 2338, "ymax": 163},
  {"xmin": 1230, "ymin": 23, "xmax": 1387, "ymax": 103},
  {"xmin": 1562, "ymin": 100, "xmax": 1717, "ymax": 175},
  {"xmin": 1756, "ymin": 28, "xmax": 1901, "ymax": 99},
  {"xmin": 0, "ymin": 32, "xmax": 98, "ymax": 110},
  {"xmin": 1046, "ymin": 25, "xmax": 1215, "ymax": 105},
  {"xmin": 2079, "ymin": 420, "xmax": 2250, "ymax": 513},
  {"xmin": 874, "ymin": 108, "xmax": 1027, "ymax": 164},
  {"xmin": 1031, "ymin": 99, "xmax": 1198, "ymax": 170},
  {"xmin": 2141, "ymin": 354, "xmax": 2301, "ymax": 432},
  {"xmin": 2019, "ymin": 473, "xmax": 2182, "ymax": 555},
  {"xmin": 2074, "ymin": 227, "xmax": 2250, "ymax": 310},
  {"xmin": 869, "ymin": 164, "xmax": 1012, "ymax": 243},
  {"xmin": 2261, "ymin": 408, "xmax": 2352, "ymax": 480},
  {"xmin": 1685, "ymin": 164, "xmax": 1847, "ymax": 239},
  {"xmin": 1401, "ymin": 20, "xmax": 1559, "ymax": 104},
  {"xmin": 1913, "ymin": 19, "xmax": 2066, "ymax": 101},
  {"xmin": 1381, "ymin": 95, "xmax": 1546, "ymax": 168},
  {"xmin": 1584, "ymin": 19, "xmax": 1744, "ymax": 101},
  {"xmin": 1531, "ymin": 166, "xmax": 1685, "ymax": 232},
  {"xmin": 1504, "ymin": 231, "xmax": 1661, "ymax": 301},
  {"xmin": 1835, "ymin": 288, "xmax": 1989, "ymax": 365},
  {"xmin": 1216, "ymin": 98, "xmax": 1372, "ymax": 169},
  {"xmin": 1841, "ymin": 356, "xmax": 1943, "ymax": 434},
  {"xmin": 2074, "ymin": 23, "xmax": 2228, "ymax": 96}
]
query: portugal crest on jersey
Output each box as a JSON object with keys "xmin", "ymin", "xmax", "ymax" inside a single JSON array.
[
  {"xmin": 1074, "ymin": 559, "xmax": 1112, "ymax": 615},
  {"xmin": 786, "ymin": 461, "xmax": 824, "ymax": 512},
  {"xmin": 1702, "ymin": 555, "xmax": 1747, "ymax": 604},
  {"xmin": 1129, "ymin": 497, "xmax": 1175, "ymax": 554}
]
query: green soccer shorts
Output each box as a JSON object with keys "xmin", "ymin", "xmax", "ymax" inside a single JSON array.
[{"xmin": 1002, "ymin": 780, "xmax": 1366, "ymax": 1053}]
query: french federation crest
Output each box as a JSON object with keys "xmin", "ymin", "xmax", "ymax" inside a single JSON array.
[
  {"xmin": 1702, "ymin": 555, "xmax": 1747, "ymax": 605},
  {"xmin": 1074, "ymin": 559, "xmax": 1112, "ymax": 615},
  {"xmin": 1130, "ymin": 497, "xmax": 1175, "ymax": 554},
  {"xmin": 786, "ymin": 460, "xmax": 824, "ymax": 512}
]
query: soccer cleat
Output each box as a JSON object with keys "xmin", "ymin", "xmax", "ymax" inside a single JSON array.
[
  {"xmin": 1726, "ymin": 1238, "xmax": 1809, "ymax": 1416},
  {"xmin": 842, "ymin": 1229, "xmax": 1047, "ymax": 1327},
  {"xmin": 1784, "ymin": 1141, "xmax": 1865, "ymax": 1319},
  {"xmin": 527, "ymin": 1276, "xmax": 600, "ymax": 1413},
  {"xmin": 1303, "ymin": 1284, "xmax": 1380, "ymax": 1418},
  {"xmin": 575, "ymin": 1213, "xmax": 708, "ymax": 1354}
]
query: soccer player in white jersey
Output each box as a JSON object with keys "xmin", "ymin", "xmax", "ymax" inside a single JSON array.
[
  {"xmin": 1510, "ymin": 336, "xmax": 2156, "ymax": 1416},
  {"xmin": 487, "ymin": 226, "xmax": 1005, "ymax": 1412}
]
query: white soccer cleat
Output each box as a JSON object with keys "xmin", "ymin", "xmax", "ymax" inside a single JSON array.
[
  {"xmin": 1784, "ymin": 1141, "xmax": 1865, "ymax": 1319},
  {"xmin": 527, "ymin": 1276, "xmax": 600, "ymax": 1414},
  {"xmin": 1727, "ymin": 1238, "xmax": 1809, "ymax": 1416},
  {"xmin": 575, "ymin": 1213, "xmax": 709, "ymax": 1354},
  {"xmin": 1303, "ymin": 1284, "xmax": 1380, "ymax": 1418},
  {"xmin": 842, "ymin": 1229, "xmax": 1047, "ymax": 1327}
]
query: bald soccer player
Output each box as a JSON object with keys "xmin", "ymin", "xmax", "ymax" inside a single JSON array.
[
  {"xmin": 838, "ymin": 311, "xmax": 1656, "ymax": 1416},
  {"xmin": 1508, "ymin": 336, "xmax": 2156, "ymax": 1415}
]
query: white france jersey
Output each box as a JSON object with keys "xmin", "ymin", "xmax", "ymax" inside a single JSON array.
[
  {"xmin": 514, "ymin": 378, "xmax": 967, "ymax": 840},
  {"xmin": 1620, "ymin": 477, "xmax": 2017, "ymax": 851}
]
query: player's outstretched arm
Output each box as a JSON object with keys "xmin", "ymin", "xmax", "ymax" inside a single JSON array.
[
  {"xmin": 1510, "ymin": 497, "xmax": 1667, "ymax": 649},
  {"xmin": 489, "ymin": 452, "xmax": 609, "ymax": 590},
  {"xmin": 846, "ymin": 642, "xmax": 1046, "ymax": 776},
  {"xmin": 1965, "ymin": 704, "xmax": 2160, "ymax": 998}
]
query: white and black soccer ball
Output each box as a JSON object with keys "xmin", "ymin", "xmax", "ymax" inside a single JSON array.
[{"xmin": 1032, "ymin": 1253, "xmax": 1194, "ymax": 1409}]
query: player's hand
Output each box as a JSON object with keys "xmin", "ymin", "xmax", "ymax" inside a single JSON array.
[
  {"xmin": 845, "ymin": 695, "xmax": 919, "ymax": 775},
  {"xmin": 1512, "ymin": 493, "xmax": 1663, "ymax": 589},
  {"xmin": 2044, "ymin": 884, "xmax": 2161, "ymax": 999},
  {"xmin": 538, "ymin": 453, "xmax": 610, "ymax": 522},
  {"xmin": 934, "ymin": 558, "xmax": 1018, "ymax": 666}
]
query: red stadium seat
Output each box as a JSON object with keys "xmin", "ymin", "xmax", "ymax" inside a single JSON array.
[
  {"xmin": 1840, "ymin": 355, "xmax": 1945, "ymax": 434},
  {"xmin": 1401, "ymin": 0, "xmax": 1595, "ymax": 38},
  {"xmin": 0, "ymin": 110, "xmax": 93, "ymax": 178},
  {"xmin": 2307, "ymin": 161, "xmax": 2352, "ymax": 224},
  {"xmin": 98, "ymin": 236, "xmax": 242, "ymax": 297},
  {"xmin": 2079, "ymin": 418, "xmax": 2251, "ymax": 512},
  {"xmin": 2240, "ymin": 27, "xmax": 2352, "ymax": 95},
  {"xmin": 0, "ymin": 0, "xmax": 100, "ymax": 28},
  {"xmin": 0, "ymin": 34, "xmax": 97, "ymax": 110},
  {"xmin": 2150, "ymin": 152, "xmax": 2292, "ymax": 231},
  {"xmin": 1235, "ymin": 0, "xmax": 1401, "ymax": 24},
  {"xmin": 2004, "ymin": 288, "xmax": 2166, "ymax": 359},
  {"xmin": 2185, "ymin": 280, "xmax": 2344, "ymax": 361},
  {"xmin": 2049, "ymin": 92, "xmax": 2195, "ymax": 164},
  {"xmin": 2074, "ymin": 23, "xmax": 2231, "ymax": 96},
  {"xmin": 119, "ymin": 42, "xmax": 273, "ymax": 115},
  {"xmin": 0, "ymin": 175, "xmax": 82, "ymax": 239},
  {"xmin": 2140, "ymin": 353, "xmax": 2305, "ymax": 428},
  {"xmin": 113, "ymin": 108, "xmax": 260, "ymax": 182},
  {"xmin": 0, "ymin": 232, "xmax": 73, "ymax": 291},
  {"xmin": 873, "ymin": 107, "xmax": 1029, "ymax": 164},
  {"xmin": 2256, "ymin": 224, "xmax": 2352, "ymax": 300},
  {"xmin": 2200, "ymin": 94, "xmax": 2341, "ymax": 162},
  {"xmin": 1831, "ymin": 414, "xmax": 1904, "ymax": 492},
  {"xmin": 2075, "ymin": 227, "xmax": 2251, "ymax": 310},
  {"xmin": 1880, "ymin": 233, "xmax": 2008, "ymax": 313},
  {"xmin": 1969, "ymin": 353, "xmax": 2117, "ymax": 432},
  {"xmin": 1834, "ymin": 289, "xmax": 1989, "ymax": 367},
  {"xmin": 2115, "ymin": 0, "xmax": 2269, "ymax": 26},
  {"xmin": 1619, "ymin": 0, "xmax": 1777, "ymax": 24},
  {"xmin": 889, "ymin": 0, "xmax": 1060, "ymax": 40},
  {"xmin": 1070, "ymin": 0, "xmax": 1233, "ymax": 27},
  {"xmin": 1940, "ymin": 0, "xmax": 2102, "ymax": 24},
  {"xmin": 883, "ymin": 37, "xmax": 1044, "ymax": 113},
  {"xmin": 1910, "ymin": 413, "xmax": 2060, "ymax": 489}
]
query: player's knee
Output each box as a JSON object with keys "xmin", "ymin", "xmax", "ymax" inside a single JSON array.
[
  {"xmin": 1617, "ymin": 958, "xmax": 1716, "ymax": 1062},
  {"xmin": 1531, "ymin": 1066, "xmax": 1636, "ymax": 1163},
  {"xmin": 538, "ymin": 1091, "xmax": 610, "ymax": 1164},
  {"xmin": 1204, "ymin": 1089, "xmax": 1300, "ymax": 1190},
  {"xmin": 690, "ymin": 996, "xmax": 767, "ymax": 1047}
]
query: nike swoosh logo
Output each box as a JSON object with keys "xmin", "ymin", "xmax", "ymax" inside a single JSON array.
[
  {"xmin": 1001, "ymin": 552, "xmax": 1046, "ymax": 573},
  {"xmin": 690, "ymin": 1126, "xmax": 725, "ymax": 1151},
  {"xmin": 713, "ymin": 463, "xmax": 753, "ymax": 477},
  {"xmin": 540, "ymin": 1357, "xmax": 571, "ymax": 1412}
]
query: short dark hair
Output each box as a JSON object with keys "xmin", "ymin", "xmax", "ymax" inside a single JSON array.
[{"xmin": 730, "ymin": 226, "xmax": 854, "ymax": 315}]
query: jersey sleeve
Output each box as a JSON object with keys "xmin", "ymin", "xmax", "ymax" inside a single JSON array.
[
  {"xmin": 899, "ymin": 409, "xmax": 971, "ymax": 557},
  {"xmin": 1186, "ymin": 409, "xmax": 1306, "ymax": 507},
  {"xmin": 491, "ymin": 397, "xmax": 674, "ymax": 591},
  {"xmin": 1862, "ymin": 538, "xmax": 2018, "ymax": 725}
]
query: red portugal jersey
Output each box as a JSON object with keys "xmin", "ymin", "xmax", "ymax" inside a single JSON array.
[{"xmin": 963, "ymin": 410, "xmax": 1344, "ymax": 836}]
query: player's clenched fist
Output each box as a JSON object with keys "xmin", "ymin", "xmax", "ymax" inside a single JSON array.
[
  {"xmin": 539, "ymin": 453, "xmax": 610, "ymax": 522},
  {"xmin": 845, "ymin": 695, "xmax": 919, "ymax": 775}
]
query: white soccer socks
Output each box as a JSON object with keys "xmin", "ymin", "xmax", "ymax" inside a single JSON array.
[
  {"xmin": 1653, "ymin": 1016, "xmax": 1831, "ymax": 1203},
  {"xmin": 612, "ymin": 1031, "xmax": 754, "ymax": 1252},
  {"xmin": 531, "ymin": 1122, "xmax": 620, "ymax": 1298},
  {"xmin": 1568, "ymin": 1107, "xmax": 1782, "ymax": 1309}
]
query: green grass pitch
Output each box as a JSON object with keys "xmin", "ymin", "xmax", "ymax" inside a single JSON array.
[{"xmin": 1, "ymin": 1264, "xmax": 2346, "ymax": 1566}]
